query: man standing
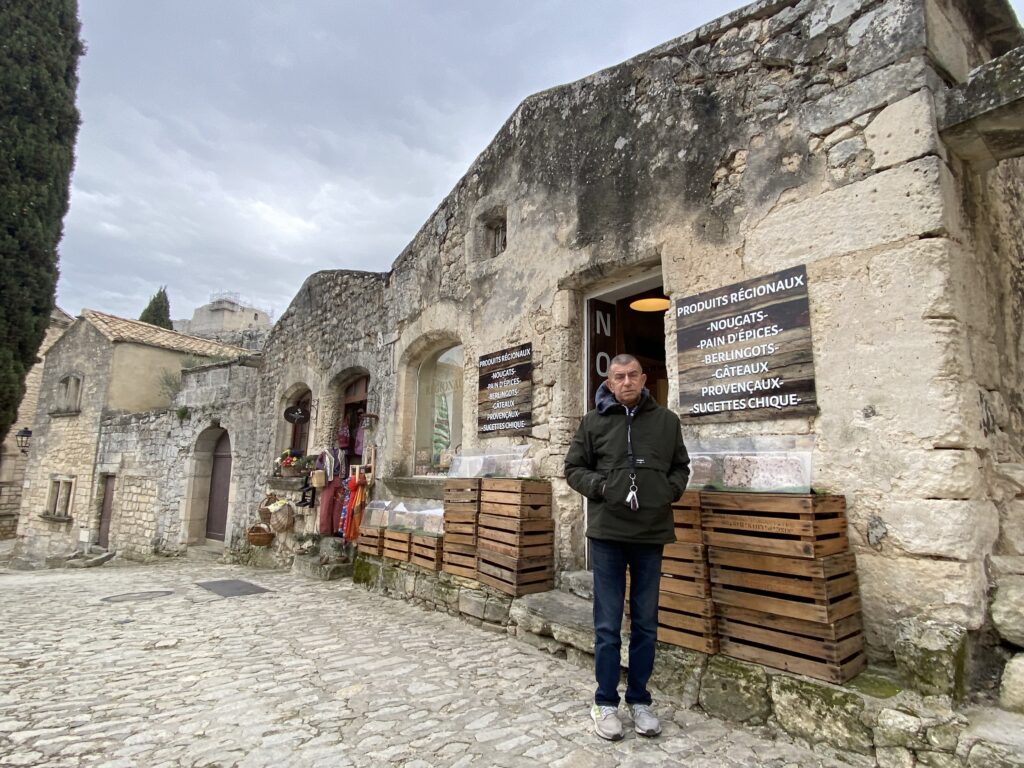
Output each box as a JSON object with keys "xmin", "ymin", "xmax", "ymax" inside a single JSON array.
[{"xmin": 565, "ymin": 354, "xmax": 690, "ymax": 740}]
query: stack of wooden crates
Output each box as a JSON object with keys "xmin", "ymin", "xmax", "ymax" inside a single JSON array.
[
  {"xmin": 442, "ymin": 479, "xmax": 480, "ymax": 578},
  {"xmin": 475, "ymin": 479, "xmax": 554, "ymax": 596},
  {"xmin": 655, "ymin": 491, "xmax": 717, "ymax": 654},
  {"xmin": 701, "ymin": 492, "xmax": 866, "ymax": 684}
]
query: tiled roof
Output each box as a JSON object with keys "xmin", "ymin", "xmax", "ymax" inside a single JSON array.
[{"xmin": 82, "ymin": 310, "xmax": 248, "ymax": 359}]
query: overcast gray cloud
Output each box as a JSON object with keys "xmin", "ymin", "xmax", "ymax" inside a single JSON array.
[{"xmin": 57, "ymin": 1, "xmax": 1024, "ymax": 323}]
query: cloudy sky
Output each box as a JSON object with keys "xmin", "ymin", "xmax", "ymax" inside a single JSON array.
[{"xmin": 57, "ymin": 1, "xmax": 1023, "ymax": 324}]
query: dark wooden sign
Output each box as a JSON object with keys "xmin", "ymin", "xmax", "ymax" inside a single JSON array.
[
  {"xmin": 676, "ymin": 265, "xmax": 817, "ymax": 422},
  {"xmin": 478, "ymin": 342, "xmax": 533, "ymax": 437},
  {"xmin": 283, "ymin": 404, "xmax": 310, "ymax": 424}
]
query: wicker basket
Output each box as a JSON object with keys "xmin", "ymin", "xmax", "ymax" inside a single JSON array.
[
  {"xmin": 269, "ymin": 503, "xmax": 294, "ymax": 533},
  {"xmin": 258, "ymin": 493, "xmax": 277, "ymax": 524},
  {"xmin": 247, "ymin": 522, "xmax": 275, "ymax": 547}
]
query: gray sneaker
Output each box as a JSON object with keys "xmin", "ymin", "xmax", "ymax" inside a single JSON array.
[
  {"xmin": 590, "ymin": 704, "xmax": 624, "ymax": 741},
  {"xmin": 629, "ymin": 703, "xmax": 662, "ymax": 736}
]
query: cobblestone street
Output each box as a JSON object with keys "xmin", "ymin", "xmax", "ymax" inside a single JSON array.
[{"xmin": 0, "ymin": 560, "xmax": 848, "ymax": 767}]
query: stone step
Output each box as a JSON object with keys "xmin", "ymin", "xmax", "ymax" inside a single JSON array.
[
  {"xmin": 292, "ymin": 554, "xmax": 352, "ymax": 581},
  {"xmin": 510, "ymin": 588, "xmax": 594, "ymax": 655}
]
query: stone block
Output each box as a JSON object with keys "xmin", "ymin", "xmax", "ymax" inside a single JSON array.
[
  {"xmin": 1000, "ymin": 655, "xmax": 1024, "ymax": 715},
  {"xmin": 865, "ymin": 89, "xmax": 941, "ymax": 170},
  {"xmin": 745, "ymin": 157, "xmax": 946, "ymax": 273},
  {"xmin": 874, "ymin": 707, "xmax": 927, "ymax": 749},
  {"xmin": 893, "ymin": 618, "xmax": 968, "ymax": 698},
  {"xmin": 882, "ymin": 500, "xmax": 998, "ymax": 560},
  {"xmin": 890, "ymin": 450, "xmax": 982, "ymax": 500},
  {"xmin": 769, "ymin": 675, "xmax": 873, "ymax": 754},
  {"xmin": 856, "ymin": 555, "xmax": 987, "ymax": 652},
  {"xmin": 650, "ymin": 645, "xmax": 706, "ymax": 708},
  {"xmin": 876, "ymin": 746, "xmax": 915, "ymax": 768},
  {"xmin": 846, "ymin": 0, "xmax": 927, "ymax": 79},
  {"xmin": 992, "ymin": 576, "xmax": 1024, "ymax": 647},
  {"xmin": 805, "ymin": 0, "xmax": 870, "ymax": 37},
  {"xmin": 927, "ymin": 721, "xmax": 965, "ymax": 752},
  {"xmin": 916, "ymin": 752, "xmax": 964, "ymax": 768},
  {"xmin": 801, "ymin": 58, "xmax": 932, "ymax": 136},
  {"xmin": 482, "ymin": 595, "xmax": 512, "ymax": 625},
  {"xmin": 967, "ymin": 742, "xmax": 1024, "ymax": 768},
  {"xmin": 458, "ymin": 589, "xmax": 488, "ymax": 621},
  {"xmin": 697, "ymin": 655, "xmax": 771, "ymax": 725}
]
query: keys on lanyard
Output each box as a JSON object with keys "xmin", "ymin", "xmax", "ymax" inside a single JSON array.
[{"xmin": 626, "ymin": 472, "xmax": 639, "ymax": 511}]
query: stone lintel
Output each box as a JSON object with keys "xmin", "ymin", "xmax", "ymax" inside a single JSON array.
[{"xmin": 940, "ymin": 45, "xmax": 1024, "ymax": 170}]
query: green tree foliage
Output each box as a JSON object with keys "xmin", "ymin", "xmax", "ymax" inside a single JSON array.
[
  {"xmin": 0, "ymin": 1, "xmax": 83, "ymax": 442},
  {"xmin": 139, "ymin": 286, "xmax": 173, "ymax": 329}
]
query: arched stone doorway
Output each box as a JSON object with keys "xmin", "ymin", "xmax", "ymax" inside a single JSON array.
[{"xmin": 184, "ymin": 426, "xmax": 233, "ymax": 546}]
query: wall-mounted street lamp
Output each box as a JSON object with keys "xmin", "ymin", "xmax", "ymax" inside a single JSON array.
[{"xmin": 15, "ymin": 428, "xmax": 32, "ymax": 455}]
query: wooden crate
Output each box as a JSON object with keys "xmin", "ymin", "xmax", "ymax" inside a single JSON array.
[
  {"xmin": 672, "ymin": 491, "xmax": 703, "ymax": 543},
  {"xmin": 357, "ymin": 525, "xmax": 384, "ymax": 557},
  {"xmin": 444, "ymin": 478, "xmax": 481, "ymax": 515},
  {"xmin": 659, "ymin": 540, "xmax": 711, "ymax": 599},
  {"xmin": 657, "ymin": 592, "xmax": 718, "ymax": 654},
  {"xmin": 442, "ymin": 546, "xmax": 477, "ymax": 579},
  {"xmin": 410, "ymin": 533, "xmax": 443, "ymax": 571},
  {"xmin": 443, "ymin": 509, "xmax": 477, "ymax": 547},
  {"xmin": 717, "ymin": 604, "xmax": 866, "ymax": 684},
  {"xmin": 476, "ymin": 515, "xmax": 554, "ymax": 559},
  {"xmin": 701, "ymin": 492, "xmax": 848, "ymax": 558},
  {"xmin": 479, "ymin": 478, "xmax": 552, "ymax": 519},
  {"xmin": 708, "ymin": 548, "xmax": 860, "ymax": 624},
  {"xmin": 382, "ymin": 528, "xmax": 412, "ymax": 562},
  {"xmin": 476, "ymin": 548, "xmax": 553, "ymax": 596}
]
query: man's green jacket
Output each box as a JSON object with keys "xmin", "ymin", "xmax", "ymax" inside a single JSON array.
[{"xmin": 565, "ymin": 383, "xmax": 690, "ymax": 545}]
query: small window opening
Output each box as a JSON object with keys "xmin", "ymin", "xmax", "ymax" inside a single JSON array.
[{"xmin": 46, "ymin": 477, "xmax": 74, "ymax": 518}]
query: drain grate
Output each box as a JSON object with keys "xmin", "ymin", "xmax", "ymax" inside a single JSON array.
[
  {"xmin": 101, "ymin": 590, "xmax": 175, "ymax": 604},
  {"xmin": 196, "ymin": 579, "xmax": 270, "ymax": 598}
]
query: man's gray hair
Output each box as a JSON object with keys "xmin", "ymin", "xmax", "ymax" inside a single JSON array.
[{"xmin": 609, "ymin": 353, "xmax": 642, "ymax": 371}]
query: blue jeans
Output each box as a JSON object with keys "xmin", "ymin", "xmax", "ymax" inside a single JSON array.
[{"xmin": 590, "ymin": 538, "xmax": 663, "ymax": 707}]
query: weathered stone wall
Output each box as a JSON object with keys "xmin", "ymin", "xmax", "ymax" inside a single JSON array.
[
  {"xmin": 92, "ymin": 360, "xmax": 260, "ymax": 559},
  {"xmin": 16, "ymin": 322, "xmax": 115, "ymax": 560},
  {"xmin": 0, "ymin": 313, "xmax": 71, "ymax": 537},
  {"xmin": 194, "ymin": 0, "xmax": 1024, "ymax": 664},
  {"xmin": 236, "ymin": 270, "xmax": 388, "ymax": 553}
]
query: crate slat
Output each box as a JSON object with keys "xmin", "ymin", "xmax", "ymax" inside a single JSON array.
[
  {"xmin": 719, "ymin": 638, "xmax": 866, "ymax": 685},
  {"xmin": 480, "ymin": 479, "xmax": 551, "ymax": 495},
  {"xmin": 700, "ymin": 493, "xmax": 848, "ymax": 559},
  {"xmin": 660, "ymin": 573, "xmax": 711, "ymax": 599}
]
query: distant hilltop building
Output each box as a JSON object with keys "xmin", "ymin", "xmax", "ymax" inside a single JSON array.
[{"xmin": 173, "ymin": 293, "xmax": 272, "ymax": 351}]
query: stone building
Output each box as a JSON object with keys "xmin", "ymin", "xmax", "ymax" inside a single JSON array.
[
  {"xmin": 173, "ymin": 292, "xmax": 272, "ymax": 351},
  {"xmin": 236, "ymin": 0, "xmax": 1023, "ymax": 661},
  {"xmin": 0, "ymin": 308, "xmax": 72, "ymax": 539},
  {"xmin": 16, "ymin": 0, "xmax": 1024, "ymax": 718},
  {"xmin": 14, "ymin": 311, "xmax": 247, "ymax": 562}
]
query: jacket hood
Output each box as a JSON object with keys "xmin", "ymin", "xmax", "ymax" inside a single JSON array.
[{"xmin": 595, "ymin": 381, "xmax": 652, "ymax": 414}]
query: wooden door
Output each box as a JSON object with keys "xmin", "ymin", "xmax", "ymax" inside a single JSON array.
[
  {"xmin": 99, "ymin": 476, "xmax": 114, "ymax": 549},
  {"xmin": 206, "ymin": 431, "xmax": 232, "ymax": 541},
  {"xmin": 587, "ymin": 298, "xmax": 616, "ymax": 411}
]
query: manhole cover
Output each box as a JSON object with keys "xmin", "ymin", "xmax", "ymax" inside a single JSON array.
[
  {"xmin": 101, "ymin": 590, "xmax": 174, "ymax": 604},
  {"xmin": 196, "ymin": 579, "xmax": 270, "ymax": 598}
]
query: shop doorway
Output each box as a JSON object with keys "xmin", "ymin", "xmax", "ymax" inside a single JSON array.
[
  {"xmin": 338, "ymin": 375, "xmax": 369, "ymax": 464},
  {"xmin": 586, "ymin": 277, "xmax": 670, "ymax": 411}
]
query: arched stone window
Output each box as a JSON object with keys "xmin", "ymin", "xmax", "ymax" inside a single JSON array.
[{"xmin": 414, "ymin": 345, "xmax": 464, "ymax": 475}]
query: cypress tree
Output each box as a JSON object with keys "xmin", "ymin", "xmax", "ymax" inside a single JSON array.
[
  {"xmin": 0, "ymin": 1, "xmax": 83, "ymax": 441},
  {"xmin": 139, "ymin": 286, "xmax": 173, "ymax": 329}
]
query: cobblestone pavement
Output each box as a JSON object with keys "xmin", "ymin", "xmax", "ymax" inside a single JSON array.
[{"xmin": 0, "ymin": 560, "xmax": 849, "ymax": 768}]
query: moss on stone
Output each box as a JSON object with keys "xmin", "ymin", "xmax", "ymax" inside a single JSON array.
[
  {"xmin": 846, "ymin": 669, "xmax": 904, "ymax": 699},
  {"xmin": 352, "ymin": 556, "xmax": 376, "ymax": 586}
]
